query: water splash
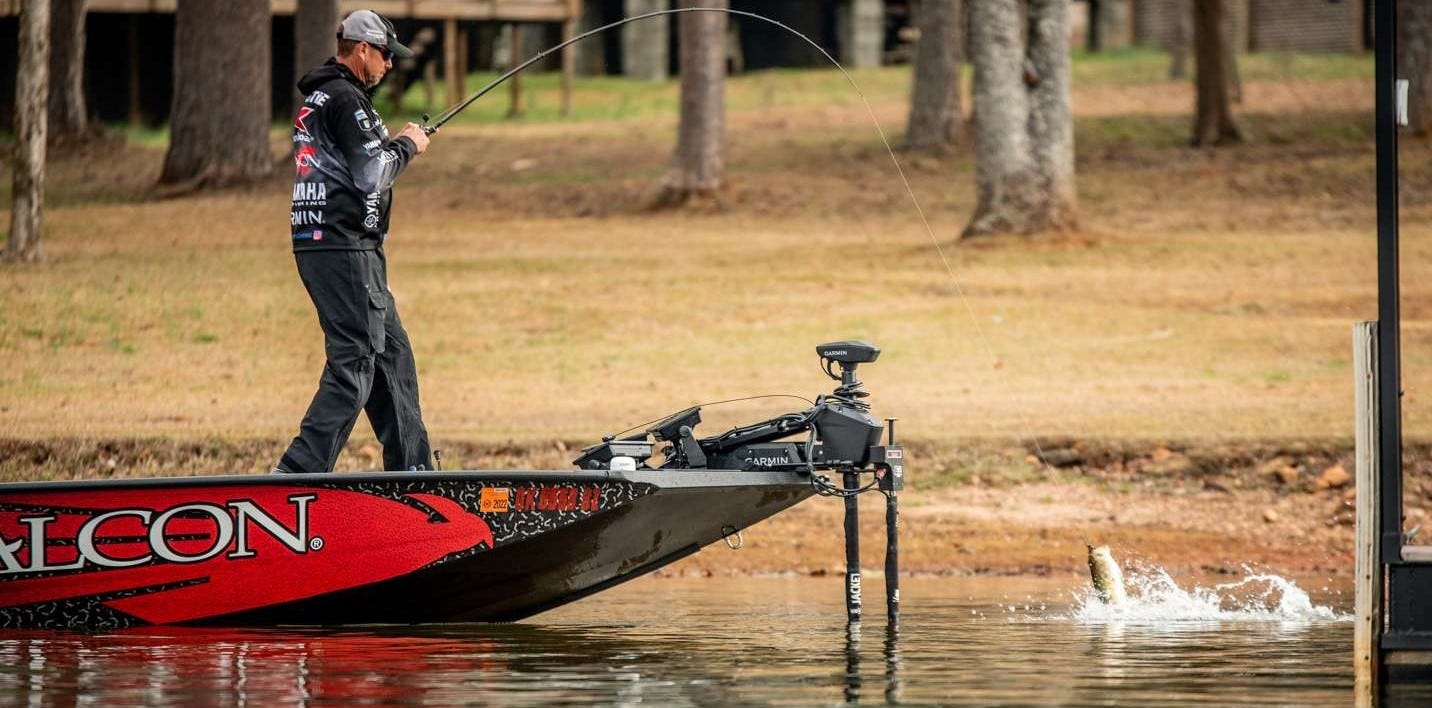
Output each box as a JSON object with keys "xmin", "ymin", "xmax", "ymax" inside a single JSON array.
[{"xmin": 1072, "ymin": 565, "xmax": 1348, "ymax": 622}]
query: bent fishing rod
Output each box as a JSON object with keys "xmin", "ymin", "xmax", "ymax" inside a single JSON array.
[
  {"xmin": 416, "ymin": 6, "xmax": 1059, "ymax": 475},
  {"xmin": 421, "ymin": 7, "xmax": 843, "ymax": 134},
  {"xmin": 414, "ymin": 6, "xmax": 1066, "ymax": 627}
]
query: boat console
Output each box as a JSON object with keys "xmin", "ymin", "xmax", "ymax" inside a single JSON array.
[{"xmin": 573, "ymin": 340, "xmax": 904, "ymax": 493}]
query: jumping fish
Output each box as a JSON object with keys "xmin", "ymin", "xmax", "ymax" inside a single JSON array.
[{"xmin": 1087, "ymin": 544, "xmax": 1128, "ymax": 606}]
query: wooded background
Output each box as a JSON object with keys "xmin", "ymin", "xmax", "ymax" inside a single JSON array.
[{"xmin": 3, "ymin": 0, "xmax": 1425, "ymax": 263}]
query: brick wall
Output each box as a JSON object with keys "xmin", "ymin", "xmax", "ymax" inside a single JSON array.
[
  {"xmin": 1133, "ymin": 0, "xmax": 1247, "ymax": 50},
  {"xmin": 1248, "ymin": 0, "xmax": 1363, "ymax": 53},
  {"xmin": 1135, "ymin": 0, "xmax": 1361, "ymax": 53},
  {"xmin": 1134, "ymin": 0, "xmax": 1183, "ymax": 47}
]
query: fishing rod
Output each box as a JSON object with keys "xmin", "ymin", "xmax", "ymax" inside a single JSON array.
[
  {"xmin": 417, "ymin": 7, "xmax": 1053, "ymax": 629},
  {"xmin": 416, "ymin": 5, "xmax": 1056, "ymax": 474},
  {"xmin": 417, "ymin": 9, "xmax": 910, "ymax": 627},
  {"xmin": 421, "ymin": 7, "xmax": 839, "ymax": 134}
]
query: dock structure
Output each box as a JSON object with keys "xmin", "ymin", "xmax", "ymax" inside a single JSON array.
[
  {"xmin": 0, "ymin": 0, "xmax": 578, "ymax": 23},
  {"xmin": 0, "ymin": 0, "xmax": 581, "ymax": 122},
  {"xmin": 1355, "ymin": 0, "xmax": 1432, "ymax": 696}
]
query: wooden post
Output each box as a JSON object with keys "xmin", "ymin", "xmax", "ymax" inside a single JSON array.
[
  {"xmin": 128, "ymin": 14, "xmax": 142, "ymax": 128},
  {"xmin": 456, "ymin": 21, "xmax": 469, "ymax": 108},
  {"xmin": 7, "ymin": 0, "xmax": 50, "ymax": 263},
  {"xmin": 508, "ymin": 23, "xmax": 524, "ymax": 119},
  {"xmin": 561, "ymin": 0, "xmax": 579, "ymax": 116},
  {"xmin": 1355, "ymin": 320, "xmax": 1383, "ymax": 702},
  {"xmin": 444, "ymin": 17, "xmax": 461, "ymax": 108},
  {"xmin": 423, "ymin": 60, "xmax": 437, "ymax": 109}
]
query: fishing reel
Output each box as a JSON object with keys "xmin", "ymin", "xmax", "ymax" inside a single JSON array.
[{"xmin": 574, "ymin": 341, "xmax": 902, "ymax": 491}]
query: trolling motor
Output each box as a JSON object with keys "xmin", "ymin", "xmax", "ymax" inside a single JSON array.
[
  {"xmin": 573, "ymin": 340, "xmax": 906, "ymax": 625},
  {"xmin": 573, "ymin": 340, "xmax": 895, "ymax": 475}
]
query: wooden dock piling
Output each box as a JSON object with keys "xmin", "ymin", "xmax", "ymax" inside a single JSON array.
[{"xmin": 1354, "ymin": 320, "xmax": 1382, "ymax": 702}]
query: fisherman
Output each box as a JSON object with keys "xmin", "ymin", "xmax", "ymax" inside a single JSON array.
[{"xmin": 274, "ymin": 10, "xmax": 434, "ymax": 474}]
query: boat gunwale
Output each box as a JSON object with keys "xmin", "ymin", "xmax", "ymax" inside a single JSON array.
[{"xmin": 0, "ymin": 468, "xmax": 814, "ymax": 493}]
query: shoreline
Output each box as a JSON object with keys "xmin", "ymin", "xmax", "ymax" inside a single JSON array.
[{"xmin": 0, "ymin": 435, "xmax": 1384, "ymax": 581}]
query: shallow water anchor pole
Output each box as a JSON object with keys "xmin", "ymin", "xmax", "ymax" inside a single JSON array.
[
  {"xmin": 884, "ymin": 489, "xmax": 899, "ymax": 626},
  {"xmin": 844, "ymin": 470, "xmax": 863, "ymax": 623},
  {"xmin": 1354, "ymin": 321, "xmax": 1383, "ymax": 701},
  {"xmin": 882, "ymin": 418, "xmax": 901, "ymax": 628}
]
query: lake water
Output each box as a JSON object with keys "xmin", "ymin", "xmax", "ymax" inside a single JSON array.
[{"xmin": 2, "ymin": 571, "xmax": 1426, "ymax": 706}]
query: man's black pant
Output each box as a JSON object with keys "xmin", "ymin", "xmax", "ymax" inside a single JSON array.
[{"xmin": 278, "ymin": 249, "xmax": 431, "ymax": 474}]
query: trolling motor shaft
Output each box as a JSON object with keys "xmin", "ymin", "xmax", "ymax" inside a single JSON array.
[{"xmin": 570, "ymin": 340, "xmax": 905, "ymax": 626}]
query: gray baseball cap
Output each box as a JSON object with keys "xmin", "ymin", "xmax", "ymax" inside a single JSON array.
[{"xmin": 338, "ymin": 10, "xmax": 413, "ymax": 59}]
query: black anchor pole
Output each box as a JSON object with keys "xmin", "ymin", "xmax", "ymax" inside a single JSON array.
[
  {"xmin": 883, "ymin": 418, "xmax": 900, "ymax": 627},
  {"xmin": 885, "ymin": 485, "xmax": 899, "ymax": 626},
  {"xmin": 844, "ymin": 469, "xmax": 862, "ymax": 624}
]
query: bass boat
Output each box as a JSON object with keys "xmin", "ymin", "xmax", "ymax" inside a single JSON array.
[{"xmin": 0, "ymin": 341, "xmax": 904, "ymax": 630}]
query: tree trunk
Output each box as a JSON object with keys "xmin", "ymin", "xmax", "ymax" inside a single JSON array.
[
  {"xmin": 8, "ymin": 0, "xmax": 50, "ymax": 263},
  {"xmin": 1087, "ymin": 0, "xmax": 1102, "ymax": 52},
  {"xmin": 1224, "ymin": 0, "xmax": 1242, "ymax": 103},
  {"xmin": 1168, "ymin": 0, "xmax": 1190, "ymax": 79},
  {"xmin": 389, "ymin": 26, "xmax": 437, "ymax": 113},
  {"xmin": 574, "ymin": 0, "xmax": 607, "ymax": 76},
  {"xmin": 1191, "ymin": 0, "xmax": 1241, "ymax": 147},
  {"xmin": 1027, "ymin": 0, "xmax": 1078, "ymax": 232},
  {"xmin": 293, "ymin": 0, "xmax": 339, "ymax": 117},
  {"xmin": 160, "ymin": 0, "xmax": 272, "ymax": 189},
  {"xmin": 840, "ymin": 0, "xmax": 885, "ymax": 69},
  {"xmin": 1401, "ymin": 1, "xmax": 1432, "ymax": 136},
  {"xmin": 1096, "ymin": 0, "xmax": 1130, "ymax": 51},
  {"xmin": 622, "ymin": 0, "xmax": 669, "ymax": 82},
  {"xmin": 906, "ymin": 0, "xmax": 961, "ymax": 153},
  {"xmin": 48, "ymin": 0, "xmax": 87, "ymax": 140},
  {"xmin": 658, "ymin": 0, "xmax": 726, "ymax": 205},
  {"xmin": 963, "ymin": 0, "xmax": 1035, "ymax": 238}
]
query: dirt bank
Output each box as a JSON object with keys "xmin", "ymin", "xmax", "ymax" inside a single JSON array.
[{"xmin": 2, "ymin": 436, "xmax": 1410, "ymax": 581}]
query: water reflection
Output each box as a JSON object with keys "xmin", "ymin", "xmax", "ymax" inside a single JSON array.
[
  {"xmin": 883, "ymin": 623, "xmax": 903, "ymax": 704},
  {"xmin": 843, "ymin": 622, "xmax": 862, "ymax": 703},
  {"xmin": 0, "ymin": 576, "xmax": 1365, "ymax": 706},
  {"xmin": 0, "ymin": 624, "xmax": 763, "ymax": 706}
]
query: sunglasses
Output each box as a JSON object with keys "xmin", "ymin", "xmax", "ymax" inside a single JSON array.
[{"xmin": 367, "ymin": 42, "xmax": 394, "ymax": 61}]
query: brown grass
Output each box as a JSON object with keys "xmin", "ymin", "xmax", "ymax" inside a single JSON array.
[{"xmin": 3, "ymin": 68, "xmax": 1428, "ymax": 480}]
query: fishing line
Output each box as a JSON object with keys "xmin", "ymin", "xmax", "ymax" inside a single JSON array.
[
  {"xmin": 425, "ymin": 7, "xmax": 1055, "ymax": 472},
  {"xmin": 606, "ymin": 393, "xmax": 816, "ymax": 440}
]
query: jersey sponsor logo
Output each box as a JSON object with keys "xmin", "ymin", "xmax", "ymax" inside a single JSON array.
[
  {"xmin": 363, "ymin": 192, "xmax": 381, "ymax": 230},
  {"xmin": 294, "ymin": 106, "xmax": 315, "ymax": 136},
  {"xmin": 292, "ymin": 210, "xmax": 324, "ymax": 227},
  {"xmin": 0, "ymin": 494, "xmax": 318, "ymax": 576},
  {"xmin": 370, "ymin": 107, "xmax": 389, "ymax": 138},
  {"xmin": 294, "ymin": 145, "xmax": 320, "ymax": 177},
  {"xmin": 379, "ymin": 150, "xmax": 399, "ymax": 165},
  {"xmin": 291, "ymin": 182, "xmax": 327, "ymax": 204},
  {"xmin": 355, "ymin": 109, "xmax": 373, "ymax": 132},
  {"xmin": 0, "ymin": 487, "xmax": 497, "ymax": 628},
  {"xmin": 305, "ymin": 90, "xmax": 330, "ymax": 107}
]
